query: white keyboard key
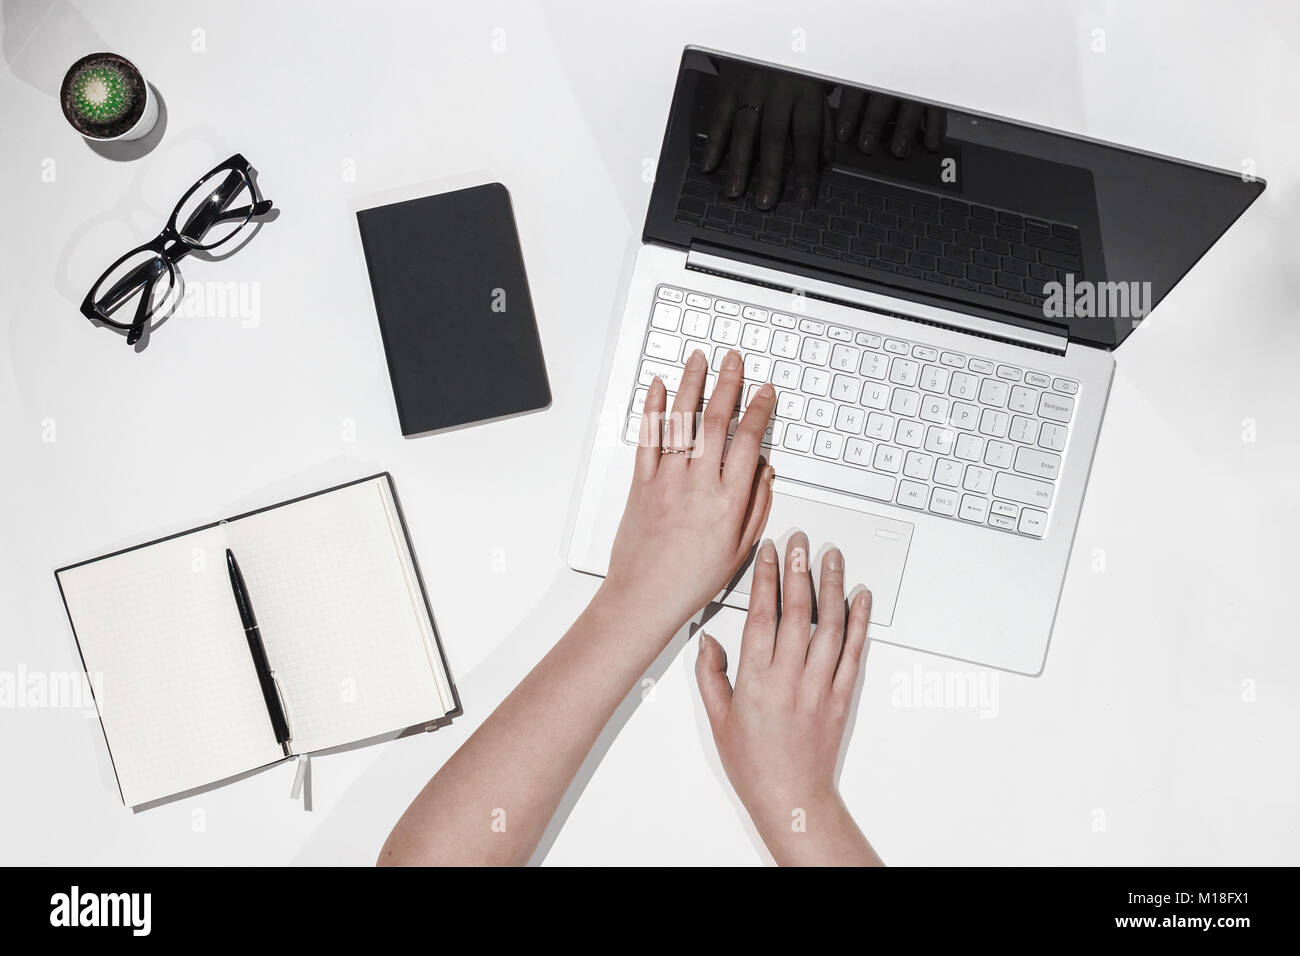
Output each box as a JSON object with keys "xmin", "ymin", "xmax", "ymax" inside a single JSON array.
[
  {"xmin": 762, "ymin": 419, "xmax": 783, "ymax": 447},
  {"xmin": 1039, "ymin": 422, "xmax": 1067, "ymax": 451},
  {"xmin": 639, "ymin": 359, "xmax": 682, "ymax": 391},
  {"xmin": 768, "ymin": 448, "xmax": 894, "ymax": 502},
  {"xmin": 631, "ymin": 387, "xmax": 648, "ymax": 415},
  {"xmin": 874, "ymin": 444, "xmax": 903, "ymax": 473},
  {"xmin": 742, "ymin": 306, "xmax": 768, "ymax": 322},
  {"xmin": 772, "ymin": 361, "xmax": 800, "ymax": 388},
  {"xmin": 1013, "ymin": 446, "xmax": 1061, "ymax": 480},
  {"xmin": 828, "ymin": 326, "xmax": 854, "ymax": 342},
  {"xmin": 685, "ymin": 292, "xmax": 712, "ymax": 309},
  {"xmin": 865, "ymin": 412, "xmax": 894, "ymax": 440},
  {"xmin": 903, "ymin": 451, "xmax": 934, "ymax": 480},
  {"xmin": 889, "ymin": 388, "xmax": 920, "ymax": 417},
  {"xmin": 996, "ymin": 364, "xmax": 1023, "ymax": 381},
  {"xmin": 625, "ymin": 416, "xmax": 642, "ymax": 444},
  {"xmin": 801, "ymin": 337, "xmax": 830, "ymax": 366},
  {"xmin": 844, "ymin": 437, "xmax": 873, "ymax": 466},
  {"xmin": 813, "ymin": 430, "xmax": 844, "ymax": 459},
  {"xmin": 799, "ymin": 318, "xmax": 826, "ymax": 335},
  {"xmin": 783, "ymin": 422, "xmax": 813, "ymax": 452},
  {"xmin": 1009, "ymin": 415, "xmax": 1039, "ymax": 444},
  {"xmin": 919, "ymin": 365, "xmax": 949, "ymax": 393},
  {"xmin": 924, "ymin": 426, "xmax": 955, "ymax": 456},
  {"xmin": 978, "ymin": 408, "xmax": 1009, "ymax": 438},
  {"xmin": 912, "ymin": 345, "xmax": 938, "ymax": 361},
  {"xmin": 889, "ymin": 357, "xmax": 920, "ymax": 386},
  {"xmin": 978, "ymin": 378, "xmax": 1008, "ymax": 407},
  {"xmin": 651, "ymin": 303, "xmax": 682, "ymax": 331},
  {"xmin": 805, "ymin": 398, "xmax": 835, "ymax": 427},
  {"xmin": 1038, "ymin": 392, "xmax": 1075, "ymax": 422},
  {"xmin": 704, "ymin": 372, "xmax": 717, "ymax": 398},
  {"xmin": 645, "ymin": 330, "xmax": 682, "ymax": 362},
  {"xmin": 928, "ymin": 487, "xmax": 960, "ymax": 516},
  {"xmin": 744, "ymin": 353, "xmax": 772, "ymax": 381},
  {"xmin": 989, "ymin": 512, "xmax": 1017, "ymax": 530},
  {"xmin": 1052, "ymin": 378, "xmax": 1079, "ymax": 395},
  {"xmin": 741, "ymin": 322, "xmax": 772, "ymax": 352},
  {"xmin": 801, "ymin": 367, "xmax": 831, "ymax": 396},
  {"xmin": 831, "ymin": 374, "xmax": 862, "ymax": 403},
  {"xmin": 884, "ymin": 338, "xmax": 910, "ymax": 355},
  {"xmin": 715, "ymin": 299, "xmax": 740, "ymax": 316},
  {"xmin": 1017, "ymin": 508, "xmax": 1048, "ymax": 537},
  {"xmin": 940, "ymin": 351, "xmax": 966, "ymax": 368},
  {"xmin": 951, "ymin": 402, "xmax": 979, "ymax": 430},
  {"xmin": 895, "ymin": 420, "xmax": 924, "ymax": 448},
  {"xmin": 962, "ymin": 465, "xmax": 993, "ymax": 494},
  {"xmin": 959, "ymin": 494, "xmax": 989, "ymax": 522},
  {"xmin": 681, "ymin": 309, "xmax": 711, "ymax": 338},
  {"xmin": 862, "ymin": 382, "xmax": 890, "ymax": 410},
  {"xmin": 860, "ymin": 353, "xmax": 889, "ymax": 380},
  {"xmin": 657, "ymin": 285, "xmax": 684, "ymax": 303},
  {"xmin": 934, "ymin": 459, "xmax": 963, "ymax": 487},
  {"xmin": 830, "ymin": 343, "xmax": 860, "ymax": 371},
  {"xmin": 992, "ymin": 472, "xmax": 1054, "ymax": 508},
  {"xmin": 771, "ymin": 312, "xmax": 797, "ymax": 329},
  {"xmin": 856, "ymin": 332, "xmax": 883, "ymax": 348},
  {"xmin": 1024, "ymin": 371, "xmax": 1050, "ymax": 388},
  {"xmin": 835, "ymin": 405, "xmax": 865, "ymax": 435},
  {"xmin": 955, "ymin": 433, "xmax": 984, "ymax": 461},
  {"xmin": 991, "ymin": 500, "xmax": 1019, "ymax": 518},
  {"xmin": 949, "ymin": 372, "xmax": 979, "ymax": 400},
  {"xmin": 770, "ymin": 330, "xmax": 800, "ymax": 358},
  {"xmin": 984, "ymin": 440, "xmax": 1014, "ymax": 469},
  {"xmin": 711, "ymin": 315, "xmax": 741, "ymax": 345},
  {"xmin": 710, "ymin": 345, "xmax": 731, "ymax": 371},
  {"xmin": 919, "ymin": 394, "xmax": 950, "ymax": 424},
  {"xmin": 896, "ymin": 480, "xmax": 927, "ymax": 509},
  {"xmin": 1007, "ymin": 384, "xmax": 1037, "ymax": 414},
  {"xmin": 968, "ymin": 358, "xmax": 995, "ymax": 374},
  {"xmin": 775, "ymin": 392, "xmax": 806, "ymax": 420}
]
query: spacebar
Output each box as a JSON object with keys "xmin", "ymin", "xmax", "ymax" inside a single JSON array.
[{"xmin": 765, "ymin": 449, "xmax": 896, "ymax": 502}]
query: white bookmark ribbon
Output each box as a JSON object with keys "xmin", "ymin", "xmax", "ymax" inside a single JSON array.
[{"xmin": 290, "ymin": 754, "xmax": 312, "ymax": 811}]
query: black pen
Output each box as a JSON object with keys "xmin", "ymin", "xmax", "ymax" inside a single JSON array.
[{"xmin": 226, "ymin": 548, "xmax": 292, "ymax": 756}]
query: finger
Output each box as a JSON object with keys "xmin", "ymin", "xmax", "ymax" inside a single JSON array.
[
  {"xmin": 633, "ymin": 376, "xmax": 667, "ymax": 481},
  {"xmin": 804, "ymin": 547, "xmax": 847, "ymax": 692},
  {"xmin": 724, "ymin": 382, "xmax": 775, "ymax": 493},
  {"xmin": 822, "ymin": 99, "xmax": 835, "ymax": 165},
  {"xmin": 737, "ymin": 538, "xmax": 780, "ymax": 673},
  {"xmin": 702, "ymin": 87, "xmax": 739, "ymax": 172},
  {"xmin": 773, "ymin": 531, "xmax": 814, "ymax": 671},
  {"xmin": 754, "ymin": 84, "xmax": 793, "ymax": 210},
  {"xmin": 836, "ymin": 87, "xmax": 866, "ymax": 142},
  {"xmin": 724, "ymin": 102, "xmax": 761, "ymax": 198},
  {"xmin": 695, "ymin": 631, "xmax": 733, "ymax": 729},
  {"xmin": 791, "ymin": 89, "xmax": 821, "ymax": 207},
  {"xmin": 859, "ymin": 93, "xmax": 898, "ymax": 154},
  {"xmin": 832, "ymin": 587, "xmax": 873, "ymax": 703},
  {"xmin": 668, "ymin": 348, "xmax": 707, "ymax": 454},
  {"xmin": 891, "ymin": 100, "xmax": 924, "ymax": 158},
  {"xmin": 922, "ymin": 106, "xmax": 946, "ymax": 152},
  {"xmin": 735, "ymin": 463, "xmax": 775, "ymax": 555},
  {"xmin": 695, "ymin": 349, "xmax": 743, "ymax": 467}
]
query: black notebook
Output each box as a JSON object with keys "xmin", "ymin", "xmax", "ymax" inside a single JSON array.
[
  {"xmin": 357, "ymin": 183, "xmax": 551, "ymax": 436},
  {"xmin": 55, "ymin": 474, "xmax": 459, "ymax": 807}
]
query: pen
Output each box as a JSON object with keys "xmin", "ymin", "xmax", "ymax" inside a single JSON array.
[{"xmin": 226, "ymin": 548, "xmax": 292, "ymax": 756}]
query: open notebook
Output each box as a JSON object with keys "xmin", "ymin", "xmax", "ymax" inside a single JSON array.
[{"xmin": 55, "ymin": 474, "xmax": 458, "ymax": 808}]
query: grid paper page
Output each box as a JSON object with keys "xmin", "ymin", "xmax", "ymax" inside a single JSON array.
[
  {"xmin": 227, "ymin": 478, "xmax": 450, "ymax": 754},
  {"xmin": 58, "ymin": 526, "xmax": 288, "ymax": 807}
]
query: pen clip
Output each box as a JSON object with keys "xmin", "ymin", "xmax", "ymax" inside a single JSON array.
[{"xmin": 270, "ymin": 669, "xmax": 293, "ymax": 756}]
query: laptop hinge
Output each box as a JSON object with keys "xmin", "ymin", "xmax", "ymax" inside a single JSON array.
[{"xmin": 685, "ymin": 247, "xmax": 1069, "ymax": 355}]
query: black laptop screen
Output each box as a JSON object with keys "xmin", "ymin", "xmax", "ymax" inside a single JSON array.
[{"xmin": 645, "ymin": 48, "xmax": 1264, "ymax": 350}]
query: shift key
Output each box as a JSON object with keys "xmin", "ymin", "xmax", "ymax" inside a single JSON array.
[{"xmin": 992, "ymin": 472, "xmax": 1054, "ymax": 508}]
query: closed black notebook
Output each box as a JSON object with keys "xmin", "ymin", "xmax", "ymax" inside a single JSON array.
[{"xmin": 357, "ymin": 184, "xmax": 551, "ymax": 435}]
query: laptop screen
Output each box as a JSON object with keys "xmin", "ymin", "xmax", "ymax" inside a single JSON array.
[{"xmin": 646, "ymin": 48, "xmax": 1264, "ymax": 350}]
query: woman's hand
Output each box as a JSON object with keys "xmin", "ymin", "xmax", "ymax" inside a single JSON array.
[
  {"xmin": 602, "ymin": 347, "xmax": 776, "ymax": 643},
  {"xmin": 696, "ymin": 533, "xmax": 883, "ymax": 866}
]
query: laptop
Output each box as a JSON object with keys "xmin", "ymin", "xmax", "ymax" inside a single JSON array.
[{"xmin": 568, "ymin": 47, "xmax": 1264, "ymax": 675}]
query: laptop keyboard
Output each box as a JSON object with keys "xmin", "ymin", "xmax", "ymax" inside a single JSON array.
[
  {"xmin": 676, "ymin": 147, "xmax": 1084, "ymax": 310},
  {"xmin": 625, "ymin": 284, "xmax": 1079, "ymax": 539}
]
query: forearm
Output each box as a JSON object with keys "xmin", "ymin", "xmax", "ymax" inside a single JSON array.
[
  {"xmin": 747, "ymin": 789, "xmax": 884, "ymax": 867},
  {"xmin": 378, "ymin": 583, "xmax": 673, "ymax": 865}
]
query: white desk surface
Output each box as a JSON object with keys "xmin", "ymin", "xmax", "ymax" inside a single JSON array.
[{"xmin": 2, "ymin": 0, "xmax": 1297, "ymax": 865}]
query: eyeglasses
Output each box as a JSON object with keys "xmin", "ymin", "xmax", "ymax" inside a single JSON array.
[{"xmin": 81, "ymin": 153, "xmax": 274, "ymax": 346}]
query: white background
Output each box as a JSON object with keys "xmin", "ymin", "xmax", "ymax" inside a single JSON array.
[{"xmin": 1, "ymin": 0, "xmax": 1297, "ymax": 865}]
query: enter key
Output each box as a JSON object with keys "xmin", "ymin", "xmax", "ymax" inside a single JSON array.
[{"xmin": 1013, "ymin": 446, "xmax": 1061, "ymax": 480}]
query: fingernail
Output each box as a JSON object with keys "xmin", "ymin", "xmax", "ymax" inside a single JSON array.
[
  {"xmin": 764, "ymin": 464, "xmax": 776, "ymax": 486},
  {"xmin": 759, "ymin": 539, "xmax": 777, "ymax": 563},
  {"xmin": 856, "ymin": 589, "xmax": 872, "ymax": 610},
  {"xmin": 756, "ymin": 188, "xmax": 774, "ymax": 209},
  {"xmin": 687, "ymin": 348, "xmax": 705, "ymax": 369},
  {"xmin": 726, "ymin": 177, "xmax": 744, "ymax": 197},
  {"xmin": 794, "ymin": 186, "xmax": 813, "ymax": 207},
  {"xmin": 837, "ymin": 124, "xmax": 852, "ymax": 142},
  {"xmin": 892, "ymin": 136, "xmax": 912, "ymax": 158},
  {"xmin": 825, "ymin": 548, "xmax": 843, "ymax": 572},
  {"xmin": 723, "ymin": 349, "xmax": 741, "ymax": 372},
  {"xmin": 860, "ymin": 132, "xmax": 876, "ymax": 153}
]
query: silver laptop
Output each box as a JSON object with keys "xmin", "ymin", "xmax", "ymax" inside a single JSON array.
[{"xmin": 568, "ymin": 48, "xmax": 1263, "ymax": 675}]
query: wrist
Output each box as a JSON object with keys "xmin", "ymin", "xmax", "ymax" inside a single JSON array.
[{"xmin": 588, "ymin": 577, "xmax": 683, "ymax": 648}]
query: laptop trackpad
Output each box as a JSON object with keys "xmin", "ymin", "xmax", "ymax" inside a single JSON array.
[{"xmin": 723, "ymin": 491, "xmax": 914, "ymax": 627}]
